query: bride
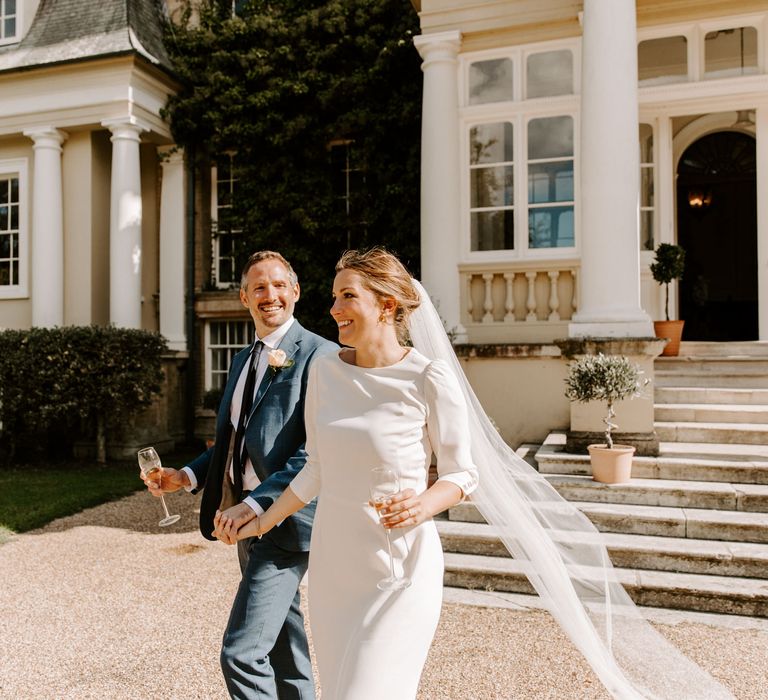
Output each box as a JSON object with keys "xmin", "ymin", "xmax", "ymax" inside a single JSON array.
[{"xmin": 217, "ymin": 247, "xmax": 733, "ymax": 700}]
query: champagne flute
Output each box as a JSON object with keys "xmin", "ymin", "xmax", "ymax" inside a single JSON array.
[
  {"xmin": 369, "ymin": 467, "xmax": 411, "ymax": 591},
  {"xmin": 137, "ymin": 446, "xmax": 181, "ymax": 527}
]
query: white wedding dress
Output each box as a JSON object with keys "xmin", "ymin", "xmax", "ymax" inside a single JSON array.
[{"xmin": 289, "ymin": 348, "xmax": 478, "ymax": 700}]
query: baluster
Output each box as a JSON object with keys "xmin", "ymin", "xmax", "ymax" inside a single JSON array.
[
  {"xmin": 503, "ymin": 272, "xmax": 515, "ymax": 322},
  {"xmin": 482, "ymin": 273, "xmax": 494, "ymax": 323},
  {"xmin": 571, "ymin": 269, "xmax": 578, "ymax": 314},
  {"xmin": 466, "ymin": 273, "xmax": 474, "ymax": 322},
  {"xmin": 547, "ymin": 270, "xmax": 561, "ymax": 321},
  {"xmin": 525, "ymin": 271, "xmax": 537, "ymax": 321}
]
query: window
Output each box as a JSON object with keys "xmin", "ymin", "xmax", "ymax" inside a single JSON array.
[
  {"xmin": 639, "ymin": 124, "xmax": 654, "ymax": 251},
  {"xmin": 0, "ymin": 160, "xmax": 26, "ymax": 298},
  {"xmin": 527, "ymin": 116, "xmax": 574, "ymax": 249},
  {"xmin": 526, "ymin": 50, "xmax": 573, "ymax": 99},
  {"xmin": 206, "ymin": 320, "xmax": 254, "ymax": 390},
  {"xmin": 469, "ymin": 123, "xmax": 514, "ymax": 251},
  {"xmin": 638, "ymin": 36, "xmax": 688, "ymax": 84},
  {"xmin": 469, "ymin": 58, "xmax": 514, "ymax": 105},
  {"xmin": 705, "ymin": 27, "xmax": 758, "ymax": 79},
  {"xmin": 0, "ymin": 0, "xmax": 17, "ymax": 43},
  {"xmin": 329, "ymin": 139, "xmax": 367, "ymax": 249},
  {"xmin": 211, "ymin": 154, "xmax": 240, "ymax": 288}
]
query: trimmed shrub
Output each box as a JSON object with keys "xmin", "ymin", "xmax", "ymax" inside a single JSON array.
[{"xmin": 0, "ymin": 326, "xmax": 167, "ymax": 464}]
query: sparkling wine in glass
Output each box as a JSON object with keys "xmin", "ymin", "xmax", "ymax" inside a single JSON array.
[
  {"xmin": 137, "ymin": 446, "xmax": 181, "ymax": 527},
  {"xmin": 369, "ymin": 467, "xmax": 411, "ymax": 591}
]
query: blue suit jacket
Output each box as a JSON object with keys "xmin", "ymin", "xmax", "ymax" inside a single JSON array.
[{"xmin": 189, "ymin": 320, "xmax": 337, "ymax": 550}]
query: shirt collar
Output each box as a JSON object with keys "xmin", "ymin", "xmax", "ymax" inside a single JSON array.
[{"xmin": 253, "ymin": 316, "xmax": 295, "ymax": 353}]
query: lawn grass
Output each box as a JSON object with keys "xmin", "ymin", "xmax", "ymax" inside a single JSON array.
[{"xmin": 0, "ymin": 447, "xmax": 201, "ymax": 534}]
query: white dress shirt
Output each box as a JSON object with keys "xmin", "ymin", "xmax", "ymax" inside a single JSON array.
[{"xmin": 183, "ymin": 317, "xmax": 296, "ymax": 515}]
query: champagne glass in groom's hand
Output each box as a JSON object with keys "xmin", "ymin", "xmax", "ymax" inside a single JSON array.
[
  {"xmin": 370, "ymin": 467, "xmax": 411, "ymax": 591},
  {"xmin": 137, "ymin": 446, "xmax": 181, "ymax": 527}
]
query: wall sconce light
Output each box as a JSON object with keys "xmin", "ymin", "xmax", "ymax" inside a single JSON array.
[{"xmin": 688, "ymin": 189, "xmax": 712, "ymax": 209}]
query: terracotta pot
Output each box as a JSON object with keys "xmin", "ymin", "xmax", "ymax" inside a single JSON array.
[
  {"xmin": 587, "ymin": 444, "xmax": 635, "ymax": 484},
  {"xmin": 654, "ymin": 319, "xmax": 685, "ymax": 356}
]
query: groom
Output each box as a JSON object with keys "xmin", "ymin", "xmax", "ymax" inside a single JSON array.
[{"xmin": 144, "ymin": 250, "xmax": 336, "ymax": 699}]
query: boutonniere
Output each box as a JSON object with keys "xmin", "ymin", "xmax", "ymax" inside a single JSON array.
[{"xmin": 267, "ymin": 348, "xmax": 295, "ymax": 376}]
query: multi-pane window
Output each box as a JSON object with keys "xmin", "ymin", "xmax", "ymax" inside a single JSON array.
[
  {"xmin": 0, "ymin": 174, "xmax": 19, "ymax": 287},
  {"xmin": 207, "ymin": 320, "xmax": 254, "ymax": 390},
  {"xmin": 469, "ymin": 58, "xmax": 514, "ymax": 105},
  {"xmin": 469, "ymin": 123, "xmax": 514, "ymax": 251},
  {"xmin": 638, "ymin": 36, "xmax": 688, "ymax": 84},
  {"xmin": 0, "ymin": 0, "xmax": 17, "ymax": 43},
  {"xmin": 639, "ymin": 124, "xmax": 655, "ymax": 251},
  {"xmin": 211, "ymin": 154, "xmax": 240, "ymax": 288},
  {"xmin": 526, "ymin": 50, "xmax": 573, "ymax": 99},
  {"xmin": 527, "ymin": 116, "xmax": 574, "ymax": 249},
  {"xmin": 704, "ymin": 27, "xmax": 758, "ymax": 79}
]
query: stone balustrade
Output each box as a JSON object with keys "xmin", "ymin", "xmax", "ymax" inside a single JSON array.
[{"xmin": 460, "ymin": 261, "xmax": 579, "ymax": 342}]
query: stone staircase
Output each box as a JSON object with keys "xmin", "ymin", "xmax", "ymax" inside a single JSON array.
[{"xmin": 439, "ymin": 341, "xmax": 768, "ymax": 617}]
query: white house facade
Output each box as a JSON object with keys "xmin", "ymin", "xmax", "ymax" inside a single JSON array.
[{"xmin": 413, "ymin": 0, "xmax": 767, "ymax": 345}]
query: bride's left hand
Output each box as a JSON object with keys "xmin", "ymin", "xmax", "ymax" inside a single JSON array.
[{"xmin": 373, "ymin": 489, "xmax": 426, "ymax": 529}]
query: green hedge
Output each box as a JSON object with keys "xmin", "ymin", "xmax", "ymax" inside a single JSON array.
[{"xmin": 0, "ymin": 326, "xmax": 167, "ymax": 464}]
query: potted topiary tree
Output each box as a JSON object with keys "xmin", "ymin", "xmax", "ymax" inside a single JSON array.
[
  {"xmin": 564, "ymin": 353, "xmax": 647, "ymax": 483},
  {"xmin": 650, "ymin": 243, "xmax": 685, "ymax": 356}
]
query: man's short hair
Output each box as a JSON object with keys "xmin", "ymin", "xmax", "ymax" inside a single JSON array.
[{"xmin": 240, "ymin": 251, "xmax": 299, "ymax": 289}]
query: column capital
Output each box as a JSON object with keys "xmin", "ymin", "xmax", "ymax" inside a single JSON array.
[
  {"xmin": 413, "ymin": 30, "xmax": 462, "ymax": 64},
  {"xmin": 23, "ymin": 127, "xmax": 68, "ymax": 150},
  {"xmin": 158, "ymin": 145, "xmax": 185, "ymax": 166},
  {"xmin": 101, "ymin": 117, "xmax": 151, "ymax": 142}
]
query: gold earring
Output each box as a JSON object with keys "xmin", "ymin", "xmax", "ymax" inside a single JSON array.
[{"xmin": 378, "ymin": 311, "xmax": 386, "ymax": 323}]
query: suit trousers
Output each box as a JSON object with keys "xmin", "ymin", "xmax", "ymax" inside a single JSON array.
[{"xmin": 220, "ymin": 536, "xmax": 314, "ymax": 700}]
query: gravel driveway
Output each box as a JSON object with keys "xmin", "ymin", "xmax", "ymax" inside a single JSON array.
[{"xmin": 1, "ymin": 489, "xmax": 766, "ymax": 699}]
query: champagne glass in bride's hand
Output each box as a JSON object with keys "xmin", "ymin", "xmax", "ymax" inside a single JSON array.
[
  {"xmin": 369, "ymin": 467, "xmax": 411, "ymax": 591},
  {"xmin": 137, "ymin": 446, "xmax": 181, "ymax": 527}
]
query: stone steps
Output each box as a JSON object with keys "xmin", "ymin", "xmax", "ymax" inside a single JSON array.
[
  {"xmin": 655, "ymin": 386, "xmax": 768, "ymax": 405},
  {"xmin": 537, "ymin": 439, "xmax": 768, "ymax": 484},
  {"xmin": 438, "ymin": 520, "xmax": 768, "ymax": 578},
  {"xmin": 655, "ymin": 420, "xmax": 768, "ymax": 445},
  {"xmin": 655, "ymin": 370, "xmax": 768, "ymax": 388},
  {"xmin": 449, "ymin": 500, "xmax": 768, "ymax": 544},
  {"xmin": 677, "ymin": 341, "xmax": 768, "ymax": 357},
  {"xmin": 655, "ymin": 403, "xmax": 768, "ymax": 424},
  {"xmin": 443, "ymin": 551, "xmax": 768, "ymax": 617}
]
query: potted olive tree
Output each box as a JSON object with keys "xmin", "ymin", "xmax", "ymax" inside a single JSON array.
[
  {"xmin": 565, "ymin": 353, "xmax": 647, "ymax": 483},
  {"xmin": 650, "ymin": 243, "xmax": 685, "ymax": 356}
]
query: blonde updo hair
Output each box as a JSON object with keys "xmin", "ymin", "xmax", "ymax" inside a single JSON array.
[{"xmin": 335, "ymin": 248, "xmax": 421, "ymax": 344}]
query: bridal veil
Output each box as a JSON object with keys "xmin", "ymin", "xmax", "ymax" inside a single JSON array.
[{"xmin": 409, "ymin": 279, "xmax": 733, "ymax": 700}]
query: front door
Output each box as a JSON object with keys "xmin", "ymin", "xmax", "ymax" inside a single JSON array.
[{"xmin": 676, "ymin": 131, "xmax": 757, "ymax": 341}]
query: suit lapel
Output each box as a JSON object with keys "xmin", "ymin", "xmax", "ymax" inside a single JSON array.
[{"xmin": 247, "ymin": 321, "xmax": 303, "ymax": 420}]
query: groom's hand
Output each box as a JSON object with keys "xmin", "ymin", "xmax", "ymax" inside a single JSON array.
[
  {"xmin": 142, "ymin": 467, "xmax": 189, "ymax": 497},
  {"xmin": 212, "ymin": 502, "xmax": 257, "ymax": 544}
]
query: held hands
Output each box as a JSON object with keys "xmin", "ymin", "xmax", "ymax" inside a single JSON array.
[
  {"xmin": 142, "ymin": 466, "xmax": 189, "ymax": 497},
  {"xmin": 372, "ymin": 488, "xmax": 427, "ymax": 529},
  {"xmin": 212, "ymin": 502, "xmax": 259, "ymax": 545}
]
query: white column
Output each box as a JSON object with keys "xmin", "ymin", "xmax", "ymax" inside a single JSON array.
[
  {"xmin": 158, "ymin": 147, "xmax": 187, "ymax": 351},
  {"xmin": 24, "ymin": 128, "xmax": 68, "ymax": 327},
  {"xmin": 414, "ymin": 31, "xmax": 466, "ymax": 341},
  {"xmin": 102, "ymin": 118, "xmax": 147, "ymax": 329},
  {"xmin": 757, "ymin": 107, "xmax": 768, "ymax": 340},
  {"xmin": 569, "ymin": 0, "xmax": 653, "ymax": 338}
]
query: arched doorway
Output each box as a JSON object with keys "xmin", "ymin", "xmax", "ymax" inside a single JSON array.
[{"xmin": 677, "ymin": 131, "xmax": 757, "ymax": 341}]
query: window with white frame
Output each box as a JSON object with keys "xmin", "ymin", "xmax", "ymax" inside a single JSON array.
[
  {"xmin": 638, "ymin": 36, "xmax": 688, "ymax": 85},
  {"xmin": 469, "ymin": 122, "xmax": 514, "ymax": 251},
  {"xmin": 0, "ymin": 159, "xmax": 26, "ymax": 297},
  {"xmin": 464, "ymin": 45, "xmax": 577, "ymax": 256},
  {"xmin": 639, "ymin": 124, "xmax": 655, "ymax": 251},
  {"xmin": 0, "ymin": 0, "xmax": 17, "ymax": 44},
  {"xmin": 206, "ymin": 320, "xmax": 254, "ymax": 390},
  {"xmin": 527, "ymin": 116, "xmax": 574, "ymax": 249},
  {"xmin": 704, "ymin": 26, "xmax": 758, "ymax": 79},
  {"xmin": 211, "ymin": 153, "xmax": 240, "ymax": 288}
]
